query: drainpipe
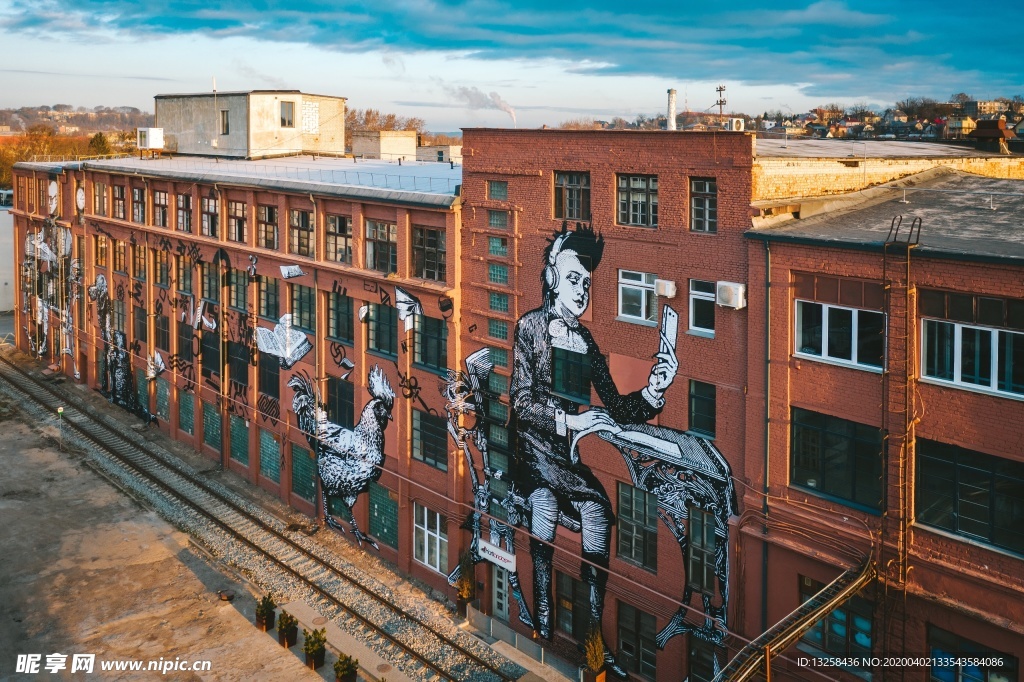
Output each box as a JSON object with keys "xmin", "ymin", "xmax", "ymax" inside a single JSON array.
[{"xmin": 761, "ymin": 240, "xmax": 771, "ymax": 634}]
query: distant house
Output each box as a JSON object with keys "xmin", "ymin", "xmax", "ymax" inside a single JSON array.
[
  {"xmin": 947, "ymin": 115, "xmax": 977, "ymax": 139},
  {"xmin": 416, "ymin": 144, "xmax": 463, "ymax": 164},
  {"xmin": 883, "ymin": 109, "xmax": 908, "ymax": 124}
]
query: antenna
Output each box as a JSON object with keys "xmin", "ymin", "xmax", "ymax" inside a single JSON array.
[{"xmin": 715, "ymin": 84, "xmax": 727, "ymax": 123}]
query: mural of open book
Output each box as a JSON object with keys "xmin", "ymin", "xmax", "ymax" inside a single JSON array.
[{"xmin": 255, "ymin": 314, "xmax": 313, "ymax": 369}]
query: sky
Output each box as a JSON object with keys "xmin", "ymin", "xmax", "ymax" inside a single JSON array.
[{"xmin": 0, "ymin": 0, "xmax": 1021, "ymax": 131}]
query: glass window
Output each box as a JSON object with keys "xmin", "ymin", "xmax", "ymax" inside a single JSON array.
[
  {"xmin": 133, "ymin": 305, "xmax": 147, "ymax": 343},
  {"xmin": 201, "ymin": 330, "xmax": 220, "ymax": 378},
  {"xmin": 131, "ymin": 187, "xmax": 145, "ymax": 223},
  {"xmin": 368, "ymin": 304, "xmax": 398, "ymax": 356},
  {"xmin": 228, "ymin": 269, "xmax": 248, "ymax": 311},
  {"xmin": 619, "ymin": 270, "xmax": 657, "ymax": 323},
  {"xmin": 133, "ymin": 245, "xmax": 147, "ymax": 281},
  {"xmin": 617, "ymin": 174, "xmax": 658, "ymax": 228},
  {"xmin": 326, "ymin": 214, "xmax": 352, "ymax": 264},
  {"xmin": 689, "ymin": 380, "xmax": 716, "ymax": 437},
  {"xmin": 328, "ymin": 291, "xmax": 354, "ymax": 343},
  {"xmin": 618, "ymin": 602, "xmax": 658, "ymax": 680},
  {"xmin": 488, "ymin": 180, "xmax": 508, "ymax": 200},
  {"xmin": 178, "ymin": 391, "xmax": 194, "ymax": 434},
  {"xmin": 922, "ymin": 318, "xmax": 1024, "ymax": 398},
  {"xmin": 201, "ymin": 263, "xmax": 219, "ymax": 303},
  {"xmin": 791, "ymin": 407, "xmax": 883, "ymax": 511},
  {"xmin": 257, "ymin": 205, "xmax": 278, "ymax": 250},
  {"xmin": 552, "ymin": 347, "xmax": 591, "ymax": 405},
  {"xmin": 176, "ymin": 256, "xmax": 192, "ymax": 294},
  {"xmin": 556, "ymin": 572, "xmax": 591, "ymax": 640},
  {"xmin": 220, "ymin": 109, "xmax": 230, "ymax": 135},
  {"xmin": 259, "ymin": 351, "xmax": 279, "ymax": 400},
  {"xmin": 155, "ymin": 314, "xmax": 170, "ymax": 352},
  {"xmin": 259, "ymin": 428, "xmax": 280, "ymax": 482},
  {"xmin": 176, "ymin": 193, "xmax": 192, "ymax": 232},
  {"xmin": 227, "ymin": 201, "xmax": 246, "ymax": 242},
  {"xmin": 927, "ymin": 624, "xmax": 1018, "ymax": 682},
  {"xmin": 617, "ymin": 483, "xmax": 658, "ymax": 570},
  {"xmin": 289, "ymin": 209, "xmax": 313, "ymax": 258},
  {"xmin": 413, "ymin": 409, "xmax": 448, "ymax": 471},
  {"xmin": 201, "ymin": 197, "xmax": 219, "ymax": 238},
  {"xmin": 488, "ymin": 236, "xmax": 508, "ymax": 257},
  {"xmin": 153, "ymin": 191, "xmax": 168, "ymax": 227},
  {"xmin": 281, "ymin": 101, "xmax": 295, "ymax": 128},
  {"xmin": 291, "ymin": 445, "xmax": 316, "ymax": 501},
  {"xmin": 413, "ymin": 503, "xmax": 448, "ymax": 573},
  {"xmin": 799, "ymin": 575, "xmax": 873, "ymax": 674},
  {"xmin": 369, "ymin": 482, "xmax": 398, "ymax": 549},
  {"xmin": 95, "ymin": 235, "xmax": 108, "ymax": 268},
  {"xmin": 112, "ymin": 185, "xmax": 126, "ymax": 219},
  {"xmin": 366, "ymin": 220, "xmax": 398, "ymax": 274},
  {"xmin": 554, "ymin": 171, "xmax": 591, "ymax": 221},
  {"xmin": 490, "ymin": 346, "xmax": 508, "ymax": 368},
  {"xmin": 326, "ymin": 376, "xmax": 355, "ymax": 429},
  {"xmin": 488, "ymin": 319, "xmax": 508, "ymax": 340},
  {"xmin": 796, "ymin": 300, "xmax": 885, "ymax": 369},
  {"xmin": 687, "ymin": 506, "xmax": 717, "ymax": 595},
  {"xmin": 93, "ymin": 182, "xmax": 107, "ymax": 216},
  {"xmin": 690, "ymin": 178, "xmax": 718, "ymax": 233},
  {"xmin": 177, "ymin": 320, "xmax": 193, "ymax": 362},
  {"xmin": 111, "ymin": 299, "xmax": 125, "ymax": 333},
  {"xmin": 414, "ymin": 315, "xmax": 448, "ymax": 371},
  {"xmin": 488, "ymin": 372, "xmax": 509, "ymax": 396},
  {"xmin": 113, "ymin": 240, "xmax": 126, "ymax": 273},
  {"xmin": 413, "ymin": 226, "xmax": 446, "ymax": 281},
  {"xmin": 489, "ymin": 292, "xmax": 509, "ymax": 313},
  {"xmin": 153, "ymin": 250, "xmax": 169, "ymax": 287},
  {"xmin": 690, "ymin": 280, "xmax": 716, "ymax": 335},
  {"xmin": 290, "ymin": 284, "xmax": 315, "ymax": 333},
  {"xmin": 488, "ymin": 263, "xmax": 509, "ymax": 286},
  {"xmin": 258, "ymin": 276, "xmax": 279, "ymax": 320},
  {"xmin": 487, "ymin": 210, "xmax": 508, "ymax": 229},
  {"xmin": 228, "ymin": 340, "xmax": 248, "ymax": 388}
]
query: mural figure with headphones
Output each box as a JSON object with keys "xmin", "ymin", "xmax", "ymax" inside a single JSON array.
[{"xmin": 510, "ymin": 222, "xmax": 677, "ymax": 679}]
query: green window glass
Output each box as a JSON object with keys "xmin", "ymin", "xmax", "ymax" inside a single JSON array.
[
  {"xmin": 202, "ymin": 401, "xmax": 221, "ymax": 452},
  {"xmin": 229, "ymin": 414, "xmax": 249, "ymax": 465},
  {"xmin": 179, "ymin": 392, "xmax": 194, "ymax": 434},
  {"xmin": 369, "ymin": 481, "xmax": 399, "ymax": 549},
  {"xmin": 135, "ymin": 368, "xmax": 148, "ymax": 413},
  {"xmin": 155, "ymin": 377, "xmax": 170, "ymax": 421},
  {"xmin": 291, "ymin": 444, "xmax": 316, "ymax": 501},
  {"xmin": 259, "ymin": 428, "xmax": 280, "ymax": 483}
]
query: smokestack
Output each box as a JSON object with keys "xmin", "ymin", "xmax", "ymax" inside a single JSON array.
[{"xmin": 667, "ymin": 89, "xmax": 677, "ymax": 131}]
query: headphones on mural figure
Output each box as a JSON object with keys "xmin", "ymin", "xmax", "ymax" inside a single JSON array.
[{"xmin": 543, "ymin": 225, "xmax": 573, "ymax": 294}]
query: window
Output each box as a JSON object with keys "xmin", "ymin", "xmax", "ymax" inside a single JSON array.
[
  {"xmin": 281, "ymin": 101, "xmax": 294, "ymax": 128},
  {"xmin": 326, "ymin": 376, "xmax": 355, "ymax": 429},
  {"xmin": 552, "ymin": 347, "xmax": 591, "ymax": 405},
  {"xmin": 291, "ymin": 445, "xmax": 315, "ymax": 501},
  {"xmin": 688, "ymin": 380, "xmax": 716, "ymax": 437},
  {"xmin": 689, "ymin": 280, "xmax": 716, "ymax": 335},
  {"xmin": 366, "ymin": 220, "xmax": 397, "ymax": 273},
  {"xmin": 133, "ymin": 305, "xmax": 147, "ymax": 343},
  {"xmin": 16, "ymin": 176, "xmax": 24, "ymax": 210},
  {"xmin": 259, "ymin": 428, "xmax": 280, "ymax": 482},
  {"xmin": 413, "ymin": 503, "xmax": 448, "ymax": 573},
  {"xmin": 413, "ymin": 226, "xmax": 446, "ymax": 281},
  {"xmin": 618, "ymin": 270, "xmax": 657, "ymax": 323},
  {"xmin": 177, "ymin": 194, "xmax": 192, "ymax": 233},
  {"xmin": 490, "ymin": 347, "xmax": 509, "ymax": 369},
  {"xmin": 257, "ymin": 205, "xmax": 278, "ymax": 250},
  {"xmin": 488, "ymin": 236, "xmax": 508, "ymax": 257},
  {"xmin": 488, "ymin": 372, "xmax": 508, "ymax": 396},
  {"xmin": 259, "ymin": 352, "xmax": 279, "ymax": 400},
  {"xmin": 153, "ymin": 191, "xmax": 168, "ymax": 227},
  {"xmin": 227, "ymin": 201, "xmax": 246, "ymax": 242},
  {"xmin": 927, "ymin": 625, "xmax": 1018, "ymax": 682},
  {"xmin": 790, "ymin": 407, "xmax": 883, "ymax": 511},
  {"xmin": 413, "ymin": 409, "xmax": 448, "ymax": 471},
  {"xmin": 133, "ymin": 245, "xmax": 147, "ymax": 281},
  {"xmin": 155, "ymin": 314, "xmax": 170, "ymax": 352},
  {"xmin": 690, "ymin": 178, "xmax": 718, "ymax": 233},
  {"xmin": 618, "ymin": 603, "xmax": 657, "ymax": 680},
  {"xmin": 488, "ymin": 180, "xmax": 508, "ymax": 200},
  {"xmin": 289, "ymin": 209, "xmax": 313, "ymax": 257},
  {"xmin": 258, "ymin": 276, "xmax": 279, "ymax": 319},
  {"xmin": 687, "ymin": 506, "xmax": 717, "ymax": 594},
  {"xmin": 617, "ymin": 174, "xmax": 658, "ymax": 227},
  {"xmin": 556, "ymin": 572, "xmax": 591, "ymax": 640},
  {"xmin": 489, "ymin": 292, "xmax": 509, "ymax": 313},
  {"xmin": 113, "ymin": 240, "xmax": 126, "ymax": 273},
  {"xmin": 796, "ymin": 300, "xmax": 886, "ymax": 369},
  {"xmin": 132, "ymin": 187, "xmax": 145, "ymax": 223},
  {"xmin": 368, "ymin": 304, "xmax": 398, "ymax": 356},
  {"xmin": 290, "ymin": 284, "xmax": 315, "ymax": 333},
  {"xmin": 799, "ymin": 575, "xmax": 873, "ymax": 674},
  {"xmin": 176, "ymin": 257, "xmax": 192, "ymax": 294},
  {"xmin": 201, "ymin": 197, "xmax": 219, "ymax": 238},
  {"xmin": 228, "ymin": 269, "xmax": 248, "ymax": 311},
  {"xmin": 93, "ymin": 182, "xmax": 107, "ymax": 216},
  {"xmin": 554, "ymin": 171, "xmax": 591, "ymax": 221},
  {"xmin": 112, "ymin": 185, "xmax": 126, "ymax": 219},
  {"xmin": 487, "ymin": 210, "xmax": 508, "ymax": 229},
  {"xmin": 220, "ymin": 109, "xmax": 229, "ymax": 135},
  {"xmin": 488, "ymin": 319, "xmax": 508, "ymax": 340},
  {"xmin": 95, "ymin": 236, "xmax": 108, "ymax": 269},
  {"xmin": 179, "ymin": 392, "xmax": 194, "ymax": 434},
  {"xmin": 326, "ymin": 214, "xmax": 352, "ymax": 264},
  {"xmin": 369, "ymin": 482, "xmax": 399, "ymax": 549},
  {"xmin": 112, "ymin": 300, "xmax": 126, "ymax": 333},
  {"xmin": 177, "ymin": 320, "xmax": 193, "ymax": 362},
  {"xmin": 922, "ymin": 313, "xmax": 1024, "ymax": 398},
  {"xmin": 488, "ymin": 263, "xmax": 508, "ymax": 285},
  {"xmin": 201, "ymin": 263, "xmax": 219, "ymax": 303},
  {"xmin": 328, "ymin": 291, "xmax": 354, "ymax": 343},
  {"xmin": 230, "ymin": 414, "xmax": 248, "ymax": 465},
  {"xmin": 415, "ymin": 315, "xmax": 448, "ymax": 371},
  {"xmin": 201, "ymin": 331, "xmax": 220, "ymax": 378},
  {"xmin": 617, "ymin": 483, "xmax": 658, "ymax": 570},
  {"xmin": 228, "ymin": 341, "xmax": 248, "ymax": 387},
  {"xmin": 689, "ymin": 638, "xmax": 723, "ymax": 682},
  {"xmin": 916, "ymin": 439, "xmax": 1024, "ymax": 554}
]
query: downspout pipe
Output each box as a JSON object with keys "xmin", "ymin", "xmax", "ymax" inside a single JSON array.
[{"xmin": 761, "ymin": 241, "xmax": 771, "ymax": 634}]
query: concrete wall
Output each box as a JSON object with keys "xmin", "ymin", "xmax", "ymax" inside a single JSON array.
[
  {"xmin": 248, "ymin": 93, "xmax": 303, "ymax": 158},
  {"xmin": 0, "ymin": 209, "xmax": 13, "ymax": 311},
  {"xmin": 416, "ymin": 145, "xmax": 463, "ymax": 164},
  {"xmin": 155, "ymin": 94, "xmax": 249, "ymax": 157},
  {"xmin": 351, "ymin": 131, "xmax": 416, "ymax": 160},
  {"xmin": 300, "ymin": 95, "xmax": 346, "ymax": 155}
]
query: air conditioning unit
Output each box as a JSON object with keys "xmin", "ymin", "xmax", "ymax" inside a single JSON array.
[
  {"xmin": 728, "ymin": 118, "xmax": 745, "ymax": 132},
  {"xmin": 716, "ymin": 281, "xmax": 747, "ymax": 309},
  {"xmin": 654, "ymin": 279, "xmax": 677, "ymax": 298},
  {"xmin": 137, "ymin": 128, "xmax": 164, "ymax": 150}
]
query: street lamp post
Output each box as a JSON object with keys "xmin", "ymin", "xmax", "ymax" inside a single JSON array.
[{"xmin": 57, "ymin": 406, "xmax": 64, "ymax": 451}]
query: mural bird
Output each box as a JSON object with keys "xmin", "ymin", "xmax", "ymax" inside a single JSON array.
[{"xmin": 289, "ymin": 366, "xmax": 395, "ymax": 549}]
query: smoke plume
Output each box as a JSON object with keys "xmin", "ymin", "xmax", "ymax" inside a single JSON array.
[{"xmin": 443, "ymin": 84, "xmax": 516, "ymax": 127}]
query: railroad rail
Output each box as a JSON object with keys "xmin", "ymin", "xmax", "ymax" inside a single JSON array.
[{"xmin": 0, "ymin": 351, "xmax": 519, "ymax": 682}]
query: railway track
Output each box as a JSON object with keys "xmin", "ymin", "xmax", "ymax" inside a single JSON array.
[{"xmin": 0, "ymin": 352, "xmax": 520, "ymax": 682}]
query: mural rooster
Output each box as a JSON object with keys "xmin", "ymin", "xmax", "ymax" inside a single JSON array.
[{"xmin": 289, "ymin": 365, "xmax": 395, "ymax": 549}]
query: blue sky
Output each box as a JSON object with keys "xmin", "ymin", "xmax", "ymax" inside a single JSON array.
[{"xmin": 0, "ymin": 0, "xmax": 1021, "ymax": 130}]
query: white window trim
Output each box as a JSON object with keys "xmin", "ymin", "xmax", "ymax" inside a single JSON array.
[
  {"xmin": 920, "ymin": 318, "xmax": 1024, "ymax": 401},
  {"xmin": 793, "ymin": 300, "xmax": 886, "ymax": 372},
  {"xmin": 617, "ymin": 269, "xmax": 658, "ymax": 326},
  {"xmin": 689, "ymin": 280, "xmax": 716, "ymax": 337},
  {"xmin": 413, "ymin": 503, "xmax": 448, "ymax": 573}
]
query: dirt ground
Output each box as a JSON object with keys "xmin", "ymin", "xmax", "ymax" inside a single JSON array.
[{"xmin": 0, "ymin": 396, "xmax": 319, "ymax": 681}]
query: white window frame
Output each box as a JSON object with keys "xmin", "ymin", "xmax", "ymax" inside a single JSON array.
[
  {"xmin": 921, "ymin": 318, "xmax": 1024, "ymax": 400},
  {"xmin": 689, "ymin": 280, "xmax": 716, "ymax": 337},
  {"xmin": 413, "ymin": 503, "xmax": 448, "ymax": 573},
  {"xmin": 617, "ymin": 270, "xmax": 658, "ymax": 325},
  {"xmin": 794, "ymin": 300, "xmax": 886, "ymax": 371}
]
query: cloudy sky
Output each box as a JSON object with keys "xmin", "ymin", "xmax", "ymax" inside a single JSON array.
[{"xmin": 0, "ymin": 0, "xmax": 1021, "ymax": 130}]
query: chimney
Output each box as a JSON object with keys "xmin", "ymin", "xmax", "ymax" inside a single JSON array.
[{"xmin": 667, "ymin": 89, "xmax": 677, "ymax": 131}]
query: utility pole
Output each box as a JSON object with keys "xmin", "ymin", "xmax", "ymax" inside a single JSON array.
[{"xmin": 716, "ymin": 84, "xmax": 727, "ymax": 124}]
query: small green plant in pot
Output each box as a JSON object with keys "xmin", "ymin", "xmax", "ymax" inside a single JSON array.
[
  {"xmin": 455, "ymin": 551, "xmax": 476, "ymax": 617},
  {"xmin": 255, "ymin": 594, "xmax": 276, "ymax": 631},
  {"xmin": 277, "ymin": 610, "xmax": 298, "ymax": 648},
  {"xmin": 583, "ymin": 627, "xmax": 607, "ymax": 682},
  {"xmin": 334, "ymin": 653, "xmax": 359, "ymax": 682},
  {"xmin": 303, "ymin": 627, "xmax": 327, "ymax": 670}
]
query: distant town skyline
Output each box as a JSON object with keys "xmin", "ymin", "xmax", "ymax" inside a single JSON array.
[{"xmin": 0, "ymin": 0, "xmax": 1020, "ymax": 131}]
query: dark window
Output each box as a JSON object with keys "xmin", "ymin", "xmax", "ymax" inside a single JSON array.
[
  {"xmin": 688, "ymin": 380, "xmax": 716, "ymax": 437},
  {"xmin": 220, "ymin": 109, "xmax": 230, "ymax": 135},
  {"xmin": 923, "ymin": 318, "xmax": 1024, "ymax": 397},
  {"xmin": 799, "ymin": 575, "xmax": 873, "ymax": 673},
  {"xmin": 917, "ymin": 439, "xmax": 1024, "ymax": 554},
  {"xmin": 790, "ymin": 407, "xmax": 883, "ymax": 511},
  {"xmin": 488, "ymin": 263, "xmax": 509, "ymax": 285},
  {"xmin": 413, "ymin": 226, "xmax": 446, "ymax": 281},
  {"xmin": 201, "ymin": 330, "xmax": 220, "ymax": 378},
  {"xmin": 153, "ymin": 250, "xmax": 170, "ymax": 287},
  {"xmin": 257, "ymin": 205, "xmax": 278, "ymax": 250},
  {"xmin": 259, "ymin": 428, "xmax": 280, "ymax": 482},
  {"xmin": 289, "ymin": 209, "xmax": 313, "ymax": 257},
  {"xmin": 617, "ymin": 174, "xmax": 658, "ymax": 227},
  {"xmin": 366, "ymin": 220, "xmax": 397, "ymax": 274},
  {"xmin": 228, "ymin": 269, "xmax": 248, "ymax": 311},
  {"xmin": 291, "ymin": 445, "xmax": 316, "ymax": 501},
  {"xmin": 227, "ymin": 341, "xmax": 248, "ymax": 388},
  {"xmin": 281, "ymin": 101, "xmax": 295, "ymax": 128},
  {"xmin": 259, "ymin": 352, "xmax": 279, "ymax": 400},
  {"xmin": 489, "ymin": 346, "xmax": 509, "ymax": 369},
  {"xmin": 326, "ymin": 376, "xmax": 355, "ymax": 430},
  {"xmin": 618, "ymin": 602, "xmax": 657, "ymax": 680},
  {"xmin": 688, "ymin": 638, "xmax": 722, "ymax": 682},
  {"xmin": 201, "ymin": 263, "xmax": 219, "ymax": 303},
  {"xmin": 201, "ymin": 197, "xmax": 219, "ymax": 238},
  {"xmin": 176, "ymin": 257, "xmax": 192, "ymax": 294},
  {"xmin": 617, "ymin": 482, "xmax": 658, "ymax": 570},
  {"xmin": 155, "ymin": 314, "xmax": 170, "ymax": 352},
  {"xmin": 176, "ymin": 194, "xmax": 192, "ymax": 232},
  {"xmin": 112, "ymin": 300, "xmax": 125, "ymax": 333},
  {"xmin": 488, "ymin": 180, "xmax": 508, "ymax": 200},
  {"xmin": 258, "ymin": 276, "xmax": 279, "ymax": 319},
  {"xmin": 687, "ymin": 506, "xmax": 717, "ymax": 595},
  {"xmin": 488, "ymin": 319, "xmax": 508, "ymax": 340},
  {"xmin": 552, "ymin": 347, "xmax": 591, "ymax": 405},
  {"xmin": 113, "ymin": 240, "xmax": 126, "ymax": 273},
  {"xmin": 368, "ymin": 304, "xmax": 398, "ymax": 356},
  {"xmin": 415, "ymin": 315, "xmax": 448, "ymax": 371},
  {"xmin": 487, "ymin": 210, "xmax": 508, "ymax": 228},
  {"xmin": 328, "ymin": 291, "xmax": 354, "ymax": 343},
  {"xmin": 556, "ymin": 572, "xmax": 591, "ymax": 640},
  {"xmin": 689, "ymin": 280, "xmax": 716, "ymax": 334},
  {"xmin": 796, "ymin": 300, "xmax": 885, "ymax": 368},
  {"xmin": 326, "ymin": 214, "xmax": 353, "ymax": 264},
  {"xmin": 488, "ymin": 236, "xmax": 508, "ymax": 257},
  {"xmin": 133, "ymin": 305, "xmax": 147, "ymax": 344},
  {"xmin": 290, "ymin": 284, "xmax": 315, "ymax": 333},
  {"xmin": 690, "ymin": 178, "xmax": 717, "ymax": 233},
  {"xmin": 133, "ymin": 245, "xmax": 147, "ymax": 281},
  {"xmin": 93, "ymin": 182, "xmax": 107, "ymax": 216},
  {"xmin": 112, "ymin": 185, "xmax": 126, "ymax": 219},
  {"xmin": 95, "ymin": 236, "xmax": 108, "ymax": 268},
  {"xmin": 412, "ymin": 409, "xmax": 448, "ymax": 471},
  {"xmin": 368, "ymin": 481, "xmax": 398, "ymax": 549},
  {"xmin": 489, "ymin": 292, "xmax": 509, "ymax": 313},
  {"xmin": 927, "ymin": 624, "xmax": 1018, "ymax": 682},
  {"xmin": 153, "ymin": 191, "xmax": 168, "ymax": 227},
  {"xmin": 227, "ymin": 201, "xmax": 246, "ymax": 242},
  {"xmin": 177, "ymin": 320, "xmax": 193, "ymax": 362},
  {"xmin": 554, "ymin": 171, "xmax": 591, "ymax": 221},
  {"xmin": 132, "ymin": 187, "xmax": 145, "ymax": 223}
]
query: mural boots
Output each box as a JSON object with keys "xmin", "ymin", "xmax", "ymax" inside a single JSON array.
[
  {"xmin": 531, "ymin": 542, "xmax": 554, "ymax": 640},
  {"xmin": 582, "ymin": 555, "xmax": 628, "ymax": 680}
]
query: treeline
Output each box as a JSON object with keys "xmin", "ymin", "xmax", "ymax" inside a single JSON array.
[
  {"xmin": 0, "ymin": 127, "xmax": 134, "ymax": 189},
  {"xmin": 0, "ymin": 105, "xmax": 153, "ymax": 133}
]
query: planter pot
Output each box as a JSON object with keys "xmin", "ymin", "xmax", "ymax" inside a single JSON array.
[
  {"xmin": 456, "ymin": 596, "xmax": 472, "ymax": 618},
  {"xmin": 255, "ymin": 612, "xmax": 276, "ymax": 632},
  {"xmin": 305, "ymin": 649, "xmax": 326, "ymax": 670},
  {"xmin": 582, "ymin": 669, "xmax": 606, "ymax": 682},
  {"xmin": 278, "ymin": 626, "xmax": 298, "ymax": 648},
  {"xmin": 335, "ymin": 671, "xmax": 357, "ymax": 682}
]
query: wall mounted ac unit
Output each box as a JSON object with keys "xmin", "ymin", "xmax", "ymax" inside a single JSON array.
[
  {"xmin": 728, "ymin": 118, "xmax": 745, "ymax": 132},
  {"xmin": 137, "ymin": 128, "xmax": 164, "ymax": 150},
  {"xmin": 716, "ymin": 281, "xmax": 747, "ymax": 309},
  {"xmin": 654, "ymin": 279, "xmax": 677, "ymax": 298}
]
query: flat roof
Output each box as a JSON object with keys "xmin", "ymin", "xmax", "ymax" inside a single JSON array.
[
  {"xmin": 747, "ymin": 170, "xmax": 1024, "ymax": 263},
  {"xmin": 15, "ymin": 155, "xmax": 460, "ymax": 209},
  {"xmin": 753, "ymin": 137, "xmax": 1008, "ymax": 159},
  {"xmin": 154, "ymin": 90, "xmax": 346, "ymax": 100}
]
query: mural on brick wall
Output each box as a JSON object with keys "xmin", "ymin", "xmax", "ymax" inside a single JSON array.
[
  {"xmin": 290, "ymin": 365, "xmax": 395, "ymax": 549},
  {"xmin": 447, "ymin": 222, "xmax": 738, "ymax": 680}
]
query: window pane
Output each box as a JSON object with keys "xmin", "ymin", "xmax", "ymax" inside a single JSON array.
[
  {"xmin": 998, "ymin": 330, "xmax": 1024, "ymax": 394},
  {"xmin": 797, "ymin": 301, "xmax": 823, "ymax": 355},
  {"xmin": 826, "ymin": 307, "xmax": 853, "ymax": 360},
  {"xmin": 924, "ymin": 320, "xmax": 955, "ymax": 380},
  {"xmin": 857, "ymin": 310, "xmax": 885, "ymax": 367},
  {"xmin": 960, "ymin": 326, "xmax": 992, "ymax": 386}
]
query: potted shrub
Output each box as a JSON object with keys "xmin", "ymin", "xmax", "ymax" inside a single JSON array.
[
  {"xmin": 303, "ymin": 627, "xmax": 327, "ymax": 670},
  {"xmin": 455, "ymin": 551, "xmax": 476, "ymax": 617},
  {"xmin": 255, "ymin": 594, "xmax": 276, "ymax": 632},
  {"xmin": 333, "ymin": 653, "xmax": 359, "ymax": 682},
  {"xmin": 582, "ymin": 627, "xmax": 606, "ymax": 682},
  {"xmin": 277, "ymin": 610, "xmax": 298, "ymax": 648}
]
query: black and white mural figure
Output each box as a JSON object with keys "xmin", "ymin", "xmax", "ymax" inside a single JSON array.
[
  {"xmin": 107, "ymin": 329, "xmax": 135, "ymax": 411},
  {"xmin": 394, "ymin": 286, "xmax": 423, "ymax": 333},
  {"xmin": 88, "ymin": 274, "xmax": 112, "ymax": 391},
  {"xmin": 255, "ymin": 314, "xmax": 313, "ymax": 369},
  {"xmin": 289, "ymin": 366, "xmax": 395, "ymax": 549}
]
